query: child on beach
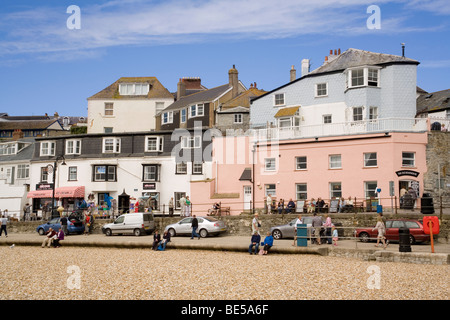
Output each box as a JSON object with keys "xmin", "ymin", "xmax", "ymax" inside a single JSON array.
[{"xmin": 332, "ymin": 226, "xmax": 338, "ymax": 246}]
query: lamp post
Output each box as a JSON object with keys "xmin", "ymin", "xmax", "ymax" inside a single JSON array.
[{"xmin": 47, "ymin": 155, "xmax": 66, "ymax": 219}]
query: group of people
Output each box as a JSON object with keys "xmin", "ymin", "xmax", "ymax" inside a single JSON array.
[
  {"xmin": 152, "ymin": 229, "xmax": 171, "ymax": 251},
  {"xmin": 41, "ymin": 227, "xmax": 65, "ymax": 248},
  {"xmin": 249, "ymin": 213, "xmax": 274, "ymax": 255},
  {"xmin": 274, "ymin": 198, "xmax": 296, "ymax": 214},
  {"xmin": 178, "ymin": 195, "xmax": 192, "ymax": 217},
  {"xmin": 294, "ymin": 213, "xmax": 339, "ymax": 246}
]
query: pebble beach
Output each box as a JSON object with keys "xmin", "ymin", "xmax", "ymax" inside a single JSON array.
[{"xmin": 0, "ymin": 247, "xmax": 448, "ymax": 300}]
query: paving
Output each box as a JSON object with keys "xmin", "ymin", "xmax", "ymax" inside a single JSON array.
[{"xmin": 1, "ymin": 232, "xmax": 448, "ymax": 265}]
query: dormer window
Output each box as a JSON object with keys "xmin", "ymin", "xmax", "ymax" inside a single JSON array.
[
  {"xmin": 347, "ymin": 66, "xmax": 380, "ymax": 89},
  {"xmin": 119, "ymin": 83, "xmax": 149, "ymax": 95}
]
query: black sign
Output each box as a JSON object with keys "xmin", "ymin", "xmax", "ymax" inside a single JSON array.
[
  {"xmin": 143, "ymin": 183, "xmax": 156, "ymax": 190},
  {"xmin": 36, "ymin": 183, "xmax": 54, "ymax": 190},
  {"xmin": 396, "ymin": 170, "xmax": 419, "ymax": 177}
]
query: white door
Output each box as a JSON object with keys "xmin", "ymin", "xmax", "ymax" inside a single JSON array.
[{"xmin": 243, "ymin": 186, "xmax": 252, "ymax": 211}]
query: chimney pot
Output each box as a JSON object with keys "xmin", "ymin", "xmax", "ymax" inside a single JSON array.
[
  {"xmin": 290, "ymin": 65, "xmax": 296, "ymax": 82},
  {"xmin": 338, "ymin": 48, "xmax": 341, "ymax": 55},
  {"xmin": 330, "ymin": 49, "xmax": 333, "ymax": 55}
]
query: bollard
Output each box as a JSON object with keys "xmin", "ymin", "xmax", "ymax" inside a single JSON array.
[{"xmin": 398, "ymin": 227, "xmax": 411, "ymax": 252}]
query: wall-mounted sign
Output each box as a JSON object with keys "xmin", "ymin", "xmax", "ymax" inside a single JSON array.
[
  {"xmin": 36, "ymin": 183, "xmax": 54, "ymax": 190},
  {"xmin": 143, "ymin": 183, "xmax": 156, "ymax": 190},
  {"xmin": 395, "ymin": 170, "xmax": 419, "ymax": 177}
]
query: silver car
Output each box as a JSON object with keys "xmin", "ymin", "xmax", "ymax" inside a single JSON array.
[
  {"xmin": 164, "ymin": 216, "xmax": 227, "ymax": 238},
  {"xmin": 270, "ymin": 217, "xmax": 315, "ymax": 240}
]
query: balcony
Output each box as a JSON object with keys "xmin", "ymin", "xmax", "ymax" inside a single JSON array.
[{"xmin": 252, "ymin": 117, "xmax": 428, "ymax": 141}]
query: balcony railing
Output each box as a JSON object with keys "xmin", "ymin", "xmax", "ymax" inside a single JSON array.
[{"xmin": 252, "ymin": 117, "xmax": 428, "ymax": 141}]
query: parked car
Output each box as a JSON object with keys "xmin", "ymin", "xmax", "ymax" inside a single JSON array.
[
  {"xmin": 102, "ymin": 212, "xmax": 155, "ymax": 236},
  {"xmin": 36, "ymin": 217, "xmax": 84, "ymax": 235},
  {"xmin": 270, "ymin": 216, "xmax": 343, "ymax": 241},
  {"xmin": 164, "ymin": 216, "xmax": 227, "ymax": 238},
  {"xmin": 355, "ymin": 219, "xmax": 430, "ymax": 244}
]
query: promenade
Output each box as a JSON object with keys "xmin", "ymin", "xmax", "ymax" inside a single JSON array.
[{"xmin": 1, "ymin": 232, "xmax": 448, "ymax": 265}]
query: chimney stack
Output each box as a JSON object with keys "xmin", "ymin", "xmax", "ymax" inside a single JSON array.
[
  {"xmin": 12, "ymin": 129, "xmax": 24, "ymax": 141},
  {"xmin": 290, "ymin": 65, "xmax": 296, "ymax": 82},
  {"xmin": 228, "ymin": 65, "xmax": 239, "ymax": 98},
  {"xmin": 301, "ymin": 59, "xmax": 310, "ymax": 77},
  {"xmin": 177, "ymin": 78, "xmax": 186, "ymax": 100}
]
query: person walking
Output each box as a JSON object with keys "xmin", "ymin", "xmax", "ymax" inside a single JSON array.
[
  {"xmin": 60, "ymin": 214, "xmax": 68, "ymax": 236},
  {"xmin": 168, "ymin": 197, "xmax": 174, "ymax": 217},
  {"xmin": 248, "ymin": 231, "xmax": 261, "ymax": 255},
  {"xmin": 372, "ymin": 216, "xmax": 388, "ymax": 249},
  {"xmin": 292, "ymin": 214, "xmax": 303, "ymax": 246},
  {"xmin": 252, "ymin": 213, "xmax": 261, "ymax": 235},
  {"xmin": 0, "ymin": 215, "xmax": 8, "ymax": 237},
  {"xmin": 191, "ymin": 215, "xmax": 200, "ymax": 239},
  {"xmin": 312, "ymin": 212, "xmax": 323, "ymax": 245},
  {"xmin": 324, "ymin": 214, "xmax": 333, "ymax": 244}
]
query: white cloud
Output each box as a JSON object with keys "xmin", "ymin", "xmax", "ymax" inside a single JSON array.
[{"xmin": 0, "ymin": 0, "xmax": 447, "ymax": 60}]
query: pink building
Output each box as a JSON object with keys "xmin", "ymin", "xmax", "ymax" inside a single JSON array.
[{"xmin": 190, "ymin": 130, "xmax": 428, "ymax": 215}]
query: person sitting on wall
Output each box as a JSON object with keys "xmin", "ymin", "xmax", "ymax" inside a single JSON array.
[
  {"xmin": 316, "ymin": 198, "xmax": 325, "ymax": 213},
  {"xmin": 344, "ymin": 196, "xmax": 354, "ymax": 212},
  {"xmin": 286, "ymin": 199, "xmax": 296, "ymax": 214}
]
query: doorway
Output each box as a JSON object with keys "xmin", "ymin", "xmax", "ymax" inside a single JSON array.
[{"xmin": 243, "ymin": 186, "xmax": 252, "ymax": 212}]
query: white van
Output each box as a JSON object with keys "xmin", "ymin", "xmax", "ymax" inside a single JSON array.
[{"xmin": 102, "ymin": 212, "xmax": 155, "ymax": 236}]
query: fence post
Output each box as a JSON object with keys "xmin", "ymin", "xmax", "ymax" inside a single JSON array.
[{"xmin": 394, "ymin": 196, "xmax": 398, "ymax": 214}]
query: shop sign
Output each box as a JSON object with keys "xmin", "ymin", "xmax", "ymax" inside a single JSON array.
[
  {"xmin": 36, "ymin": 183, "xmax": 54, "ymax": 190},
  {"xmin": 395, "ymin": 170, "xmax": 419, "ymax": 177},
  {"xmin": 143, "ymin": 183, "xmax": 156, "ymax": 190}
]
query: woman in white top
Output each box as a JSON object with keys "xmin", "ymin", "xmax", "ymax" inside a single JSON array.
[{"xmin": 372, "ymin": 216, "xmax": 388, "ymax": 248}]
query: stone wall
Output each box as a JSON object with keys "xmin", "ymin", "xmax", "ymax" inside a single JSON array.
[
  {"xmin": 10, "ymin": 212, "xmax": 449, "ymax": 242},
  {"xmin": 423, "ymin": 131, "xmax": 450, "ymax": 210}
]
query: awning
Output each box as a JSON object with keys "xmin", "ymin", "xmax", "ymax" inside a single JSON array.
[
  {"xmin": 274, "ymin": 106, "xmax": 300, "ymax": 118},
  {"xmin": 27, "ymin": 186, "xmax": 85, "ymax": 199},
  {"xmin": 239, "ymin": 168, "xmax": 252, "ymax": 181}
]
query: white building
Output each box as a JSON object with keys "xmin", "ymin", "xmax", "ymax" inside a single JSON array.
[
  {"xmin": 250, "ymin": 48, "xmax": 420, "ymax": 138},
  {"xmin": 87, "ymin": 77, "xmax": 174, "ymax": 134}
]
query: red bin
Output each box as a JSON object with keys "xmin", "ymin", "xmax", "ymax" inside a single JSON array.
[{"xmin": 423, "ymin": 216, "xmax": 439, "ymax": 235}]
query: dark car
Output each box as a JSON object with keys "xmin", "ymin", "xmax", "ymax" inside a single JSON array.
[
  {"xmin": 355, "ymin": 219, "xmax": 430, "ymax": 244},
  {"xmin": 36, "ymin": 217, "xmax": 85, "ymax": 235}
]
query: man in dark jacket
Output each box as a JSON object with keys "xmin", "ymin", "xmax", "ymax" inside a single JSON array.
[
  {"xmin": 191, "ymin": 215, "xmax": 200, "ymax": 240},
  {"xmin": 248, "ymin": 232, "xmax": 261, "ymax": 255},
  {"xmin": 152, "ymin": 230, "xmax": 161, "ymax": 250}
]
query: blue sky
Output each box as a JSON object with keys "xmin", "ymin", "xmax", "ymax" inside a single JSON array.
[{"xmin": 0, "ymin": 0, "xmax": 449, "ymax": 116}]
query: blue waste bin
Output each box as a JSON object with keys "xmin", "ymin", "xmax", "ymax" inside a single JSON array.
[
  {"xmin": 296, "ymin": 224, "xmax": 308, "ymax": 247},
  {"xmin": 377, "ymin": 205, "xmax": 383, "ymax": 214}
]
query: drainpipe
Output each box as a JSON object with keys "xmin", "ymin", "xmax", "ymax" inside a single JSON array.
[{"xmin": 252, "ymin": 141, "xmax": 256, "ymax": 214}]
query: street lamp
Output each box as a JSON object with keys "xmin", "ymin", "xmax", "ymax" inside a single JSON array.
[{"xmin": 47, "ymin": 155, "xmax": 66, "ymax": 219}]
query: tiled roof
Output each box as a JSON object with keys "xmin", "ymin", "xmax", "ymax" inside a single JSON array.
[
  {"xmin": 88, "ymin": 77, "xmax": 173, "ymax": 100},
  {"xmin": 416, "ymin": 89, "xmax": 450, "ymax": 115},
  {"xmin": 274, "ymin": 106, "xmax": 300, "ymax": 117},
  {"xmin": 0, "ymin": 119, "xmax": 63, "ymax": 130}
]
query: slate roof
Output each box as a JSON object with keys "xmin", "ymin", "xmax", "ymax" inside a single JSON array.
[
  {"xmin": 0, "ymin": 138, "xmax": 35, "ymax": 163},
  {"xmin": 416, "ymin": 89, "xmax": 450, "ymax": 115},
  {"xmin": 251, "ymin": 48, "xmax": 420, "ymax": 103},
  {"xmin": 88, "ymin": 77, "xmax": 173, "ymax": 100},
  {"xmin": 308, "ymin": 48, "xmax": 419, "ymax": 75},
  {"xmin": 0, "ymin": 119, "xmax": 64, "ymax": 131},
  {"xmin": 160, "ymin": 84, "xmax": 231, "ymax": 113}
]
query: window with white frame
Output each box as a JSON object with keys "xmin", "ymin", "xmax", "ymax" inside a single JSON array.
[
  {"xmin": 234, "ymin": 114, "xmax": 243, "ymax": 124},
  {"xmin": 364, "ymin": 152, "xmax": 377, "ymax": 167},
  {"xmin": 181, "ymin": 109, "xmax": 187, "ymax": 123},
  {"xmin": 93, "ymin": 165, "xmax": 116, "ymax": 181},
  {"xmin": 368, "ymin": 69, "xmax": 379, "ymax": 86},
  {"xmin": 316, "ymin": 83, "xmax": 328, "ymax": 97},
  {"xmin": 330, "ymin": 182, "xmax": 342, "ymax": 198},
  {"xmin": 143, "ymin": 164, "xmax": 160, "ymax": 181},
  {"xmin": 323, "ymin": 114, "xmax": 332, "ymax": 124},
  {"xmin": 66, "ymin": 139, "xmax": 81, "ymax": 155},
  {"xmin": 274, "ymin": 93, "xmax": 285, "ymax": 106},
  {"xmin": 102, "ymin": 137, "xmax": 121, "ymax": 153},
  {"xmin": 365, "ymin": 181, "xmax": 378, "ymax": 198},
  {"xmin": 68, "ymin": 167, "xmax": 77, "ymax": 181},
  {"xmin": 17, "ymin": 164, "xmax": 29, "ymax": 179},
  {"xmin": 329, "ymin": 154, "xmax": 342, "ymax": 169},
  {"xmin": 296, "ymin": 183, "xmax": 308, "ymax": 200},
  {"xmin": 181, "ymin": 136, "xmax": 201, "ymax": 149},
  {"xmin": 189, "ymin": 104, "xmax": 204, "ymax": 118},
  {"xmin": 161, "ymin": 111, "xmax": 173, "ymax": 125},
  {"xmin": 265, "ymin": 158, "xmax": 276, "ymax": 171},
  {"xmin": 295, "ymin": 156, "xmax": 307, "ymax": 170},
  {"xmin": 353, "ymin": 107, "xmax": 363, "ymax": 121},
  {"xmin": 145, "ymin": 136, "xmax": 163, "ymax": 152},
  {"xmin": 402, "ymin": 152, "xmax": 415, "ymax": 167},
  {"xmin": 265, "ymin": 184, "xmax": 276, "ymax": 197},
  {"xmin": 40, "ymin": 167, "xmax": 49, "ymax": 182},
  {"xmin": 119, "ymin": 83, "xmax": 149, "ymax": 96},
  {"xmin": 40, "ymin": 141, "xmax": 55, "ymax": 156},
  {"xmin": 0, "ymin": 143, "xmax": 17, "ymax": 155},
  {"xmin": 176, "ymin": 162, "xmax": 187, "ymax": 174},
  {"xmin": 369, "ymin": 107, "xmax": 378, "ymax": 120},
  {"xmin": 104, "ymin": 103, "xmax": 114, "ymax": 116},
  {"xmin": 351, "ymin": 68, "xmax": 364, "ymax": 87},
  {"xmin": 192, "ymin": 162, "xmax": 203, "ymax": 174}
]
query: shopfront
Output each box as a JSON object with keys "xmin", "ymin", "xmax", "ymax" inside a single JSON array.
[{"xmin": 27, "ymin": 186, "xmax": 86, "ymax": 217}]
